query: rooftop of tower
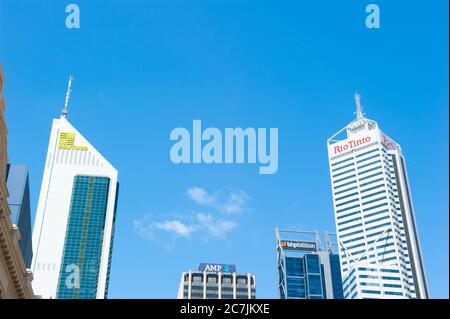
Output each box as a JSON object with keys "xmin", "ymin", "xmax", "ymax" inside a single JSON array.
[{"xmin": 328, "ymin": 92, "xmax": 379, "ymax": 144}]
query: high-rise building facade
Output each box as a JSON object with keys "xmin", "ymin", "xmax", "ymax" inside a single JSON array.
[
  {"xmin": 327, "ymin": 94, "xmax": 428, "ymax": 299},
  {"xmin": 276, "ymin": 229, "xmax": 344, "ymax": 299},
  {"xmin": 6, "ymin": 164, "xmax": 33, "ymax": 269},
  {"xmin": 31, "ymin": 79, "xmax": 119, "ymax": 299},
  {"xmin": 178, "ymin": 263, "xmax": 256, "ymax": 299},
  {"xmin": 0, "ymin": 65, "xmax": 35, "ymax": 299}
]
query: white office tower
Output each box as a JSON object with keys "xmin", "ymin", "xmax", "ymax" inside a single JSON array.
[
  {"xmin": 327, "ymin": 94, "xmax": 428, "ymax": 299},
  {"xmin": 31, "ymin": 78, "xmax": 119, "ymax": 299}
]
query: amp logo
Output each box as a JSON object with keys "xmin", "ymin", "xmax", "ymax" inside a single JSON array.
[
  {"xmin": 199, "ymin": 263, "xmax": 236, "ymax": 273},
  {"xmin": 204, "ymin": 264, "xmax": 223, "ymax": 272}
]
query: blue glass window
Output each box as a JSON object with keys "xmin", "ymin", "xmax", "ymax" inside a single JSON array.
[
  {"xmin": 359, "ymin": 165, "xmax": 382, "ymax": 175},
  {"xmin": 385, "ymin": 291, "xmax": 403, "ymax": 296},
  {"xmin": 306, "ymin": 254, "xmax": 320, "ymax": 274},
  {"xmin": 360, "ymin": 183, "xmax": 384, "ymax": 193},
  {"xmin": 334, "ymin": 174, "xmax": 356, "ymax": 184},
  {"xmin": 329, "ymin": 254, "xmax": 344, "ymax": 299},
  {"xmin": 360, "ymin": 177, "xmax": 384, "ymax": 187},
  {"xmin": 357, "ymin": 158, "xmax": 381, "ymax": 169},
  {"xmin": 286, "ymin": 257, "xmax": 304, "ymax": 277},
  {"xmin": 332, "ymin": 168, "xmax": 355, "ymax": 178},
  {"xmin": 307, "ymin": 274, "xmax": 322, "ymax": 296},
  {"xmin": 287, "ymin": 277, "xmax": 306, "ymax": 298},
  {"xmin": 331, "ymin": 157, "xmax": 353, "ymax": 167},
  {"xmin": 331, "ymin": 162, "xmax": 354, "ymax": 173},
  {"xmin": 356, "ymin": 148, "xmax": 378, "ymax": 158},
  {"xmin": 336, "ymin": 204, "xmax": 360, "ymax": 214},
  {"xmin": 335, "ymin": 185, "xmax": 358, "ymax": 196},
  {"xmin": 359, "ymin": 171, "xmax": 383, "ymax": 181},
  {"xmin": 56, "ymin": 175, "xmax": 110, "ymax": 299},
  {"xmin": 334, "ymin": 180, "xmax": 357, "ymax": 190}
]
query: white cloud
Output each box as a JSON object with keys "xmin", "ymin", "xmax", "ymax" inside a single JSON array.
[
  {"xmin": 186, "ymin": 187, "xmax": 217, "ymax": 206},
  {"xmin": 134, "ymin": 219, "xmax": 198, "ymax": 240},
  {"xmin": 134, "ymin": 213, "xmax": 237, "ymax": 245},
  {"xmin": 153, "ymin": 220, "xmax": 198, "ymax": 237},
  {"xmin": 195, "ymin": 213, "xmax": 238, "ymax": 238},
  {"xmin": 220, "ymin": 190, "xmax": 249, "ymax": 213},
  {"xmin": 186, "ymin": 187, "xmax": 249, "ymax": 213},
  {"xmin": 134, "ymin": 187, "xmax": 247, "ymax": 248}
]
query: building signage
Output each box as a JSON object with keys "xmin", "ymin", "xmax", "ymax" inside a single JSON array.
[
  {"xmin": 58, "ymin": 132, "xmax": 88, "ymax": 151},
  {"xmin": 281, "ymin": 240, "xmax": 317, "ymax": 252},
  {"xmin": 198, "ymin": 263, "xmax": 236, "ymax": 273},
  {"xmin": 333, "ymin": 136, "xmax": 371, "ymax": 155},
  {"xmin": 381, "ymin": 134, "xmax": 397, "ymax": 150}
]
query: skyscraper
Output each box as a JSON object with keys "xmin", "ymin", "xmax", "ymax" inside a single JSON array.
[
  {"xmin": 6, "ymin": 164, "xmax": 33, "ymax": 269},
  {"xmin": 327, "ymin": 93, "xmax": 428, "ymax": 299},
  {"xmin": 178, "ymin": 263, "xmax": 256, "ymax": 299},
  {"xmin": 31, "ymin": 77, "xmax": 119, "ymax": 299},
  {"xmin": 276, "ymin": 229, "xmax": 344, "ymax": 299}
]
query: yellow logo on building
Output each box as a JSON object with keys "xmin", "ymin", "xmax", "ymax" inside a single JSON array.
[{"xmin": 58, "ymin": 132, "xmax": 88, "ymax": 151}]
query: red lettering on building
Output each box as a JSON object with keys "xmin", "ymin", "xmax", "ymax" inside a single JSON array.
[
  {"xmin": 382, "ymin": 134, "xmax": 396, "ymax": 150},
  {"xmin": 334, "ymin": 136, "xmax": 371, "ymax": 155}
]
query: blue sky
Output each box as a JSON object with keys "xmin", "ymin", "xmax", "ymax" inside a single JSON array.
[{"xmin": 0, "ymin": 0, "xmax": 448, "ymax": 298}]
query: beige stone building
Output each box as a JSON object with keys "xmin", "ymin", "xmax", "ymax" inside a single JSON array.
[{"xmin": 0, "ymin": 64, "xmax": 35, "ymax": 298}]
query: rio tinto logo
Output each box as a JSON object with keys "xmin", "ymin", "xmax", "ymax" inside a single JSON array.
[
  {"xmin": 382, "ymin": 134, "xmax": 397, "ymax": 150},
  {"xmin": 334, "ymin": 136, "xmax": 371, "ymax": 155}
]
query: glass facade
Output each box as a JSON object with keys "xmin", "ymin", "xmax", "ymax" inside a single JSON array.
[
  {"xmin": 276, "ymin": 230, "xmax": 344, "ymax": 299},
  {"xmin": 284, "ymin": 255, "xmax": 325, "ymax": 299},
  {"xmin": 6, "ymin": 164, "xmax": 33, "ymax": 268},
  {"xmin": 104, "ymin": 183, "xmax": 119, "ymax": 299},
  {"xmin": 329, "ymin": 254, "xmax": 344, "ymax": 299},
  {"xmin": 56, "ymin": 175, "xmax": 110, "ymax": 299}
]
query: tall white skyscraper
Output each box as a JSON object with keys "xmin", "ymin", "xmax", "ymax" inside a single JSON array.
[
  {"xmin": 327, "ymin": 94, "xmax": 428, "ymax": 299},
  {"xmin": 31, "ymin": 78, "xmax": 119, "ymax": 299}
]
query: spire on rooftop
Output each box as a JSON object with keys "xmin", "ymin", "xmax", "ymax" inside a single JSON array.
[
  {"xmin": 61, "ymin": 75, "xmax": 74, "ymax": 119},
  {"xmin": 354, "ymin": 91, "xmax": 364, "ymax": 120}
]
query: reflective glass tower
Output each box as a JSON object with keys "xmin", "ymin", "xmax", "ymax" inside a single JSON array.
[
  {"xmin": 327, "ymin": 94, "xmax": 428, "ymax": 299},
  {"xmin": 31, "ymin": 78, "xmax": 119, "ymax": 299},
  {"xmin": 6, "ymin": 164, "xmax": 33, "ymax": 268},
  {"xmin": 276, "ymin": 229, "xmax": 344, "ymax": 299}
]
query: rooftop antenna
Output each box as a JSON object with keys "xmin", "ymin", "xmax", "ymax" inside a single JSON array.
[
  {"xmin": 61, "ymin": 75, "xmax": 74, "ymax": 119},
  {"xmin": 354, "ymin": 91, "xmax": 364, "ymax": 120}
]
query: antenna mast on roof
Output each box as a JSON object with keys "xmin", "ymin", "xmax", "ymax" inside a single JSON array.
[
  {"xmin": 354, "ymin": 91, "xmax": 364, "ymax": 120},
  {"xmin": 61, "ymin": 75, "xmax": 74, "ymax": 119}
]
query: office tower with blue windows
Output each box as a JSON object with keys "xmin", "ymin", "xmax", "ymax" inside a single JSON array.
[
  {"xmin": 276, "ymin": 229, "xmax": 344, "ymax": 299},
  {"xmin": 6, "ymin": 164, "xmax": 33, "ymax": 269},
  {"xmin": 178, "ymin": 263, "xmax": 256, "ymax": 299},
  {"xmin": 327, "ymin": 94, "xmax": 429, "ymax": 299},
  {"xmin": 31, "ymin": 78, "xmax": 119, "ymax": 299}
]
